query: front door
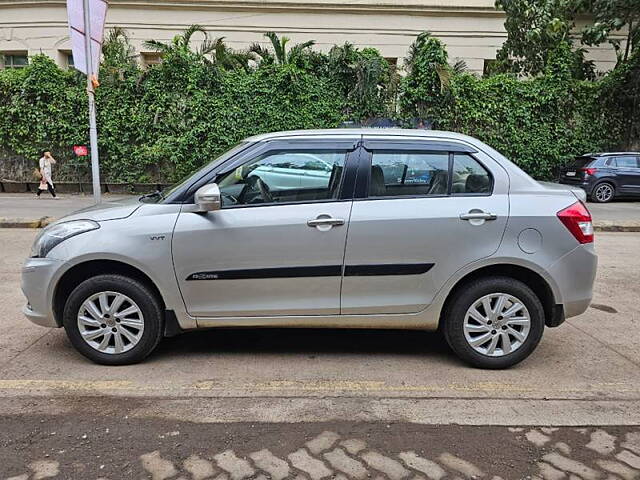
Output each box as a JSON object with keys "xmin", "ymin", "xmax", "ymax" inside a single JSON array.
[
  {"xmin": 172, "ymin": 144, "xmax": 356, "ymax": 318},
  {"xmin": 341, "ymin": 139, "xmax": 510, "ymax": 314}
]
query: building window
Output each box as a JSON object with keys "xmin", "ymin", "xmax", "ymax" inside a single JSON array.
[
  {"xmin": 1, "ymin": 52, "xmax": 28, "ymax": 69},
  {"xmin": 141, "ymin": 52, "xmax": 162, "ymax": 68},
  {"xmin": 384, "ymin": 57, "xmax": 398, "ymax": 68},
  {"xmin": 59, "ymin": 50, "xmax": 74, "ymax": 69}
]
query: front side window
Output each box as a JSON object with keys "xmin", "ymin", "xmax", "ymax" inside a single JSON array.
[
  {"xmin": 217, "ymin": 150, "xmax": 346, "ymax": 207},
  {"xmin": 369, "ymin": 151, "xmax": 449, "ymax": 197},
  {"xmin": 452, "ymin": 153, "xmax": 492, "ymax": 194}
]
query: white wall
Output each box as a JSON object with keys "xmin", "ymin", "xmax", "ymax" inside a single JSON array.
[{"xmin": 0, "ymin": 0, "xmax": 622, "ymax": 74}]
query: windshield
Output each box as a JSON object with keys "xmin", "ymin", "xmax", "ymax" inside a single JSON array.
[
  {"xmin": 567, "ymin": 156, "xmax": 595, "ymax": 168},
  {"xmin": 140, "ymin": 142, "xmax": 250, "ymax": 204}
]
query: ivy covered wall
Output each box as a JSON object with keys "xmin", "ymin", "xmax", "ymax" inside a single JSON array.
[{"xmin": 0, "ymin": 31, "xmax": 637, "ymax": 183}]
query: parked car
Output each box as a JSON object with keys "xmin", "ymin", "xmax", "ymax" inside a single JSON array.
[
  {"xmin": 559, "ymin": 152, "xmax": 640, "ymax": 203},
  {"xmin": 22, "ymin": 129, "xmax": 597, "ymax": 369},
  {"xmin": 248, "ymin": 152, "xmax": 333, "ymax": 190}
]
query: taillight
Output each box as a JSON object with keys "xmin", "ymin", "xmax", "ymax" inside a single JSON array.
[
  {"xmin": 579, "ymin": 167, "xmax": 597, "ymax": 176},
  {"xmin": 557, "ymin": 201, "xmax": 594, "ymax": 244}
]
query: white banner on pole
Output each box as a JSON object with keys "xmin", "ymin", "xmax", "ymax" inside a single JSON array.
[{"xmin": 67, "ymin": 0, "xmax": 108, "ymax": 77}]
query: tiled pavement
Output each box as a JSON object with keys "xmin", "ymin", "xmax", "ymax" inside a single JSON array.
[{"xmin": 4, "ymin": 427, "xmax": 640, "ymax": 480}]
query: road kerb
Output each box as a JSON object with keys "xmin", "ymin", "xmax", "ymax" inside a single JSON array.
[{"xmin": 0, "ymin": 217, "xmax": 53, "ymax": 228}]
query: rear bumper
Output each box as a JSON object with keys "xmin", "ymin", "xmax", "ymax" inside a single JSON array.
[{"xmin": 548, "ymin": 244, "xmax": 597, "ymax": 319}]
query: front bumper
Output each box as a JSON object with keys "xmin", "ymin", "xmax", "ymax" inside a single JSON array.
[{"xmin": 21, "ymin": 257, "xmax": 64, "ymax": 328}]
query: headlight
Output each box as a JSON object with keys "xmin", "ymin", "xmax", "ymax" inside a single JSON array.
[{"xmin": 31, "ymin": 220, "xmax": 100, "ymax": 258}]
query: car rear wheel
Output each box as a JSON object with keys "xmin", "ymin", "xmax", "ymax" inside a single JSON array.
[
  {"xmin": 591, "ymin": 182, "xmax": 615, "ymax": 203},
  {"xmin": 63, "ymin": 274, "xmax": 164, "ymax": 365},
  {"xmin": 443, "ymin": 276, "xmax": 545, "ymax": 369}
]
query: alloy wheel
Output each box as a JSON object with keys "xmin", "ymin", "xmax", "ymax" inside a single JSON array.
[
  {"xmin": 463, "ymin": 293, "xmax": 531, "ymax": 357},
  {"xmin": 595, "ymin": 184, "xmax": 613, "ymax": 202},
  {"xmin": 77, "ymin": 291, "xmax": 145, "ymax": 354}
]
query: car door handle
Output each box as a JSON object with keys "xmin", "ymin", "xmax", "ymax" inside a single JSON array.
[
  {"xmin": 307, "ymin": 217, "xmax": 345, "ymax": 227},
  {"xmin": 459, "ymin": 211, "xmax": 497, "ymax": 221}
]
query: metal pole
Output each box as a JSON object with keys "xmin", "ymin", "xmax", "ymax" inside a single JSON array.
[{"xmin": 83, "ymin": 0, "xmax": 101, "ymax": 203}]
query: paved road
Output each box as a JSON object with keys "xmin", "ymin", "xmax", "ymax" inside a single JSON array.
[
  {"xmin": 0, "ymin": 193, "xmax": 130, "ymax": 221},
  {"xmin": 1, "ymin": 230, "xmax": 639, "ymax": 479},
  {"xmin": 0, "ymin": 193, "xmax": 638, "ymax": 224},
  {"xmin": 588, "ymin": 200, "xmax": 640, "ymax": 223},
  {"xmin": 2, "ymin": 418, "xmax": 639, "ymax": 480}
]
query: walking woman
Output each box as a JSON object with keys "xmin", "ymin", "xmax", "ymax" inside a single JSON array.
[{"xmin": 37, "ymin": 151, "xmax": 57, "ymax": 198}]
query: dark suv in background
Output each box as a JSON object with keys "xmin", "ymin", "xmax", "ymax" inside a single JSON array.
[{"xmin": 559, "ymin": 153, "xmax": 640, "ymax": 202}]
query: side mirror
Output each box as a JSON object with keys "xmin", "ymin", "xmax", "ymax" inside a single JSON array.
[{"xmin": 194, "ymin": 183, "xmax": 221, "ymax": 212}]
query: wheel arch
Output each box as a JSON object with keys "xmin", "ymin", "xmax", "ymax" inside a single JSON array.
[
  {"xmin": 439, "ymin": 263, "xmax": 557, "ymax": 329},
  {"xmin": 52, "ymin": 259, "xmax": 166, "ymax": 327}
]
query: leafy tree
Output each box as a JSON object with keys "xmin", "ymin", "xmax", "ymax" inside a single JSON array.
[
  {"xmin": 580, "ymin": 0, "xmax": 640, "ymax": 63},
  {"xmin": 101, "ymin": 27, "xmax": 139, "ymax": 81},
  {"xmin": 494, "ymin": 0, "xmax": 586, "ymax": 76},
  {"xmin": 327, "ymin": 43, "xmax": 393, "ymax": 120},
  {"xmin": 400, "ymin": 32, "xmax": 451, "ymax": 121}
]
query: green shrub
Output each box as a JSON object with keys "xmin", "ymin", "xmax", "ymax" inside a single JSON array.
[
  {"xmin": 401, "ymin": 39, "xmax": 631, "ymax": 179},
  {"xmin": 0, "ymin": 32, "xmax": 636, "ymax": 183}
]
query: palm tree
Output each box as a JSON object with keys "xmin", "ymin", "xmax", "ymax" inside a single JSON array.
[
  {"xmin": 249, "ymin": 32, "xmax": 315, "ymax": 65},
  {"xmin": 144, "ymin": 26, "xmax": 256, "ymax": 71},
  {"xmin": 451, "ymin": 59, "xmax": 467, "ymax": 74},
  {"xmin": 208, "ymin": 37, "xmax": 256, "ymax": 71},
  {"xmin": 143, "ymin": 24, "xmax": 215, "ymax": 58}
]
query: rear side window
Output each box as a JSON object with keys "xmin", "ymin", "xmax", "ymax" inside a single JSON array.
[
  {"xmin": 452, "ymin": 153, "xmax": 493, "ymax": 194},
  {"xmin": 369, "ymin": 151, "xmax": 449, "ymax": 197},
  {"xmin": 615, "ymin": 156, "xmax": 639, "ymax": 168}
]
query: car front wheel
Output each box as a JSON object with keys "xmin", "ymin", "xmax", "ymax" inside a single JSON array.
[
  {"xmin": 443, "ymin": 276, "xmax": 545, "ymax": 369},
  {"xmin": 63, "ymin": 274, "xmax": 164, "ymax": 365}
]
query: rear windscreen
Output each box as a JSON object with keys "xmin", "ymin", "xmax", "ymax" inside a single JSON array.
[{"xmin": 567, "ymin": 157, "xmax": 595, "ymax": 168}]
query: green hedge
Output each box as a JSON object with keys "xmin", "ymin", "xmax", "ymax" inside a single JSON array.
[
  {"xmin": 401, "ymin": 35, "xmax": 635, "ymax": 179},
  {"xmin": 0, "ymin": 32, "xmax": 637, "ymax": 183}
]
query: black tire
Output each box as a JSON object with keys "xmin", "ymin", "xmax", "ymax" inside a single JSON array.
[
  {"xmin": 443, "ymin": 276, "xmax": 545, "ymax": 369},
  {"xmin": 63, "ymin": 274, "xmax": 164, "ymax": 365},
  {"xmin": 590, "ymin": 182, "xmax": 615, "ymax": 203}
]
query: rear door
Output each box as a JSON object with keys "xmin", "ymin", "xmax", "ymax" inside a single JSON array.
[
  {"xmin": 340, "ymin": 138, "xmax": 509, "ymax": 315},
  {"xmin": 613, "ymin": 156, "xmax": 640, "ymax": 194}
]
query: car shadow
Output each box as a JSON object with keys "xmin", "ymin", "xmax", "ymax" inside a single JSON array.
[{"xmin": 154, "ymin": 327, "xmax": 452, "ymax": 359}]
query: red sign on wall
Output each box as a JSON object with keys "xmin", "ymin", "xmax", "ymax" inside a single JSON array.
[{"xmin": 73, "ymin": 145, "xmax": 88, "ymax": 156}]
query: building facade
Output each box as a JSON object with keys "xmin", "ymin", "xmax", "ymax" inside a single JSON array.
[{"xmin": 0, "ymin": 0, "xmax": 621, "ymax": 75}]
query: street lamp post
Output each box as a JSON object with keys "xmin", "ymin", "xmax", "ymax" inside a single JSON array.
[{"xmin": 82, "ymin": 0, "xmax": 101, "ymax": 204}]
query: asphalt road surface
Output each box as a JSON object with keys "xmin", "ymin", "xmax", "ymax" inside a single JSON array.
[{"xmin": 1, "ymin": 230, "xmax": 639, "ymax": 479}]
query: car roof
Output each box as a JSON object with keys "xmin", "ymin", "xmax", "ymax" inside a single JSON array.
[
  {"xmin": 581, "ymin": 152, "xmax": 640, "ymax": 157},
  {"xmin": 245, "ymin": 128, "xmax": 480, "ymax": 143}
]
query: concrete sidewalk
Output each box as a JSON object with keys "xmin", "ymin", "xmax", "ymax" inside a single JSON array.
[
  {"xmin": 0, "ymin": 193, "xmax": 130, "ymax": 228},
  {"xmin": 0, "ymin": 192, "xmax": 638, "ymax": 230}
]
